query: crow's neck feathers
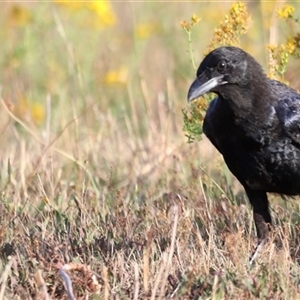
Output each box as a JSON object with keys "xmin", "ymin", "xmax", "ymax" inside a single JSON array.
[{"xmin": 218, "ymin": 56, "xmax": 275, "ymax": 124}]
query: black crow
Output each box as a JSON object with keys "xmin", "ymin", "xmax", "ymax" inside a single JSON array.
[{"xmin": 187, "ymin": 46, "xmax": 300, "ymax": 261}]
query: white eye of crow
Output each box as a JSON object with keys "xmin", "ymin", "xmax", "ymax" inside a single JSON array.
[{"xmin": 217, "ymin": 61, "xmax": 227, "ymax": 72}]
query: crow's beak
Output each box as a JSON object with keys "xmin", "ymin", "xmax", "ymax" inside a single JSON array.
[{"xmin": 187, "ymin": 74, "xmax": 227, "ymax": 103}]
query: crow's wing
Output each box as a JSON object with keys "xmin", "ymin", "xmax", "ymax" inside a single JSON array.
[{"xmin": 274, "ymin": 82, "xmax": 300, "ymax": 145}]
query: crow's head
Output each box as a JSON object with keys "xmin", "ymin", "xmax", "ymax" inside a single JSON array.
[{"xmin": 188, "ymin": 46, "xmax": 264, "ymax": 103}]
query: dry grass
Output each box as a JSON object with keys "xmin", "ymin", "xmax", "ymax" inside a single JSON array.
[{"xmin": 1, "ymin": 2, "xmax": 300, "ymax": 299}]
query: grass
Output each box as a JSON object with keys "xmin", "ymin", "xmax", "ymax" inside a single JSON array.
[{"xmin": 1, "ymin": 1, "xmax": 300, "ymax": 299}]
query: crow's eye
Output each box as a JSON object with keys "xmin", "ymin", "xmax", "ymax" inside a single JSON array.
[{"xmin": 217, "ymin": 61, "xmax": 227, "ymax": 72}]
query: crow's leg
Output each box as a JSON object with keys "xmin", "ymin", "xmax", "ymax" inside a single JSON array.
[{"xmin": 244, "ymin": 188, "xmax": 272, "ymax": 264}]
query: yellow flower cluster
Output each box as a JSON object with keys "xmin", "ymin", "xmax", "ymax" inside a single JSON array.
[
  {"xmin": 180, "ymin": 14, "xmax": 201, "ymax": 70},
  {"xmin": 104, "ymin": 66, "xmax": 128, "ymax": 85},
  {"xmin": 54, "ymin": 0, "xmax": 116, "ymax": 28},
  {"xmin": 180, "ymin": 14, "xmax": 200, "ymax": 32},
  {"xmin": 12, "ymin": 97, "xmax": 45, "ymax": 125},
  {"xmin": 290, "ymin": 33, "xmax": 300, "ymax": 58},
  {"xmin": 267, "ymin": 44, "xmax": 290, "ymax": 79},
  {"xmin": 193, "ymin": 96, "xmax": 209, "ymax": 114},
  {"xmin": 135, "ymin": 22, "xmax": 160, "ymax": 40},
  {"xmin": 277, "ymin": 4, "xmax": 295, "ymax": 19},
  {"xmin": 89, "ymin": 1, "xmax": 116, "ymax": 27},
  {"xmin": 268, "ymin": 36, "xmax": 300, "ymax": 79},
  {"xmin": 208, "ymin": 2, "xmax": 251, "ymax": 51},
  {"xmin": 285, "ymin": 37, "xmax": 297, "ymax": 54},
  {"xmin": 267, "ymin": 4, "xmax": 300, "ymax": 79},
  {"xmin": 6, "ymin": 5, "xmax": 32, "ymax": 27}
]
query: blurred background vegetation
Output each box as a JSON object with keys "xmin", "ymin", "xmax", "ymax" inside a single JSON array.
[
  {"xmin": 1, "ymin": 1, "xmax": 299, "ymax": 173},
  {"xmin": 2, "ymin": 2, "xmax": 300, "ymax": 151},
  {"xmin": 1, "ymin": 1, "xmax": 300, "ymax": 298}
]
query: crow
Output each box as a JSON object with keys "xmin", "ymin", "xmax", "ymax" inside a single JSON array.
[{"xmin": 187, "ymin": 46, "xmax": 300, "ymax": 262}]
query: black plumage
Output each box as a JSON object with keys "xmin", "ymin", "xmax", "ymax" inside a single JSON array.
[{"xmin": 187, "ymin": 46, "xmax": 300, "ymax": 257}]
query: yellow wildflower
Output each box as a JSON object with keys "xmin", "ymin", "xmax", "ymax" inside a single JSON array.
[
  {"xmin": 208, "ymin": 2, "xmax": 251, "ymax": 51},
  {"xmin": 286, "ymin": 38, "xmax": 296, "ymax": 54},
  {"xmin": 54, "ymin": 0, "xmax": 116, "ymax": 29},
  {"xmin": 135, "ymin": 22, "xmax": 160, "ymax": 39},
  {"xmin": 7, "ymin": 5, "xmax": 32, "ymax": 27},
  {"xmin": 180, "ymin": 14, "xmax": 200, "ymax": 32},
  {"xmin": 191, "ymin": 14, "xmax": 200, "ymax": 25},
  {"xmin": 13, "ymin": 97, "xmax": 45, "ymax": 125},
  {"xmin": 53, "ymin": 1, "xmax": 83, "ymax": 11},
  {"xmin": 31, "ymin": 103, "xmax": 46, "ymax": 125},
  {"xmin": 180, "ymin": 20, "xmax": 191, "ymax": 31},
  {"xmin": 267, "ymin": 43, "xmax": 290, "ymax": 80},
  {"xmin": 277, "ymin": 4, "xmax": 295, "ymax": 19},
  {"xmin": 88, "ymin": 1, "xmax": 116, "ymax": 27},
  {"xmin": 104, "ymin": 66, "xmax": 128, "ymax": 85}
]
